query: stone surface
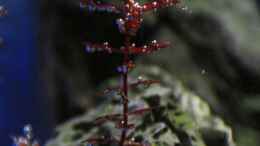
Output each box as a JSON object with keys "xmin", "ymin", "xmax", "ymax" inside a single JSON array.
[{"xmin": 46, "ymin": 66, "xmax": 235, "ymax": 146}]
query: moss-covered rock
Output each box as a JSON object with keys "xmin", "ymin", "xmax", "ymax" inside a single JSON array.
[{"xmin": 46, "ymin": 66, "xmax": 235, "ymax": 146}]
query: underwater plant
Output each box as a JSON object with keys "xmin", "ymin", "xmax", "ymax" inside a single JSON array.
[
  {"xmin": 12, "ymin": 125, "xmax": 40, "ymax": 146},
  {"xmin": 0, "ymin": 5, "xmax": 7, "ymax": 17},
  {"xmin": 80, "ymin": 0, "xmax": 181, "ymax": 146}
]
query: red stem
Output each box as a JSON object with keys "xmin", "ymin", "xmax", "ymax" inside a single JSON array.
[
  {"xmin": 82, "ymin": 0, "xmax": 180, "ymax": 145},
  {"xmin": 120, "ymin": 35, "xmax": 131, "ymax": 146}
]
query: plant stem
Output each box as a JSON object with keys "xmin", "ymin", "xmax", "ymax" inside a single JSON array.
[{"xmin": 120, "ymin": 35, "xmax": 131, "ymax": 146}]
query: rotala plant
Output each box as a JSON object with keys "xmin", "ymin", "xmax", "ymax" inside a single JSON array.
[
  {"xmin": 12, "ymin": 125, "xmax": 40, "ymax": 146},
  {"xmin": 80, "ymin": 0, "xmax": 181, "ymax": 145}
]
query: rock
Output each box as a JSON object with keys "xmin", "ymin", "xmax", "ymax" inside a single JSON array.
[{"xmin": 46, "ymin": 66, "xmax": 235, "ymax": 146}]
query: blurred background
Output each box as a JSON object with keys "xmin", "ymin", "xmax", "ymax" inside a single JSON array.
[{"xmin": 1, "ymin": 0, "xmax": 260, "ymax": 145}]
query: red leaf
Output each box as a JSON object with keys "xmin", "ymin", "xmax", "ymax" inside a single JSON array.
[
  {"xmin": 142, "ymin": 0, "xmax": 179, "ymax": 12},
  {"xmin": 80, "ymin": 0, "xmax": 121, "ymax": 13},
  {"xmin": 85, "ymin": 42, "xmax": 119, "ymax": 54},
  {"xmin": 94, "ymin": 113, "xmax": 121, "ymax": 125},
  {"xmin": 115, "ymin": 121, "xmax": 135, "ymax": 130},
  {"xmin": 128, "ymin": 41, "xmax": 171, "ymax": 54},
  {"xmin": 128, "ymin": 107, "xmax": 154, "ymax": 116},
  {"xmin": 96, "ymin": 79, "xmax": 160, "ymax": 96}
]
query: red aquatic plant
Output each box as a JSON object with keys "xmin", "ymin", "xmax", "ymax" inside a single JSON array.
[
  {"xmin": 80, "ymin": 0, "xmax": 181, "ymax": 145},
  {"xmin": 12, "ymin": 125, "xmax": 40, "ymax": 146}
]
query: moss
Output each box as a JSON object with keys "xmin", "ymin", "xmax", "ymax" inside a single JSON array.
[{"xmin": 46, "ymin": 66, "xmax": 235, "ymax": 146}]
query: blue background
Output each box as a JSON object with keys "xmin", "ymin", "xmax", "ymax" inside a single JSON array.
[{"xmin": 0, "ymin": 0, "xmax": 53, "ymax": 145}]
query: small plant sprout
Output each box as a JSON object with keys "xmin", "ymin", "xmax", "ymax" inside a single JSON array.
[
  {"xmin": 12, "ymin": 125, "xmax": 40, "ymax": 146},
  {"xmin": 80, "ymin": 0, "xmax": 182, "ymax": 145}
]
